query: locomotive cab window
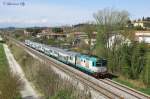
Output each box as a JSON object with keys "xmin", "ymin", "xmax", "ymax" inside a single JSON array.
[
  {"xmin": 96, "ymin": 60, "xmax": 104, "ymax": 67},
  {"xmin": 102, "ymin": 60, "xmax": 107, "ymax": 66},
  {"xmin": 96, "ymin": 59, "xmax": 107, "ymax": 67},
  {"xmin": 96, "ymin": 62, "xmax": 102, "ymax": 67}
]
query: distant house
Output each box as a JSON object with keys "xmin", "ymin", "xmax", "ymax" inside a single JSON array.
[
  {"xmin": 135, "ymin": 31, "xmax": 150, "ymax": 44},
  {"xmin": 36, "ymin": 33, "xmax": 68, "ymax": 40},
  {"xmin": 133, "ymin": 21, "xmax": 150, "ymax": 29},
  {"xmin": 41, "ymin": 28, "xmax": 52, "ymax": 34},
  {"xmin": 107, "ymin": 31, "xmax": 150, "ymax": 48},
  {"xmin": 133, "ymin": 21, "xmax": 144, "ymax": 28},
  {"xmin": 72, "ymin": 32, "xmax": 97, "ymax": 46},
  {"xmin": 35, "ymin": 27, "xmax": 68, "ymax": 40},
  {"xmin": 23, "ymin": 30, "xmax": 32, "ymax": 36},
  {"xmin": 73, "ymin": 32, "xmax": 88, "ymax": 39}
]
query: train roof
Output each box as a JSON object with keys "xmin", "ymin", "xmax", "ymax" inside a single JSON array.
[
  {"xmin": 47, "ymin": 46, "xmax": 80, "ymax": 56},
  {"xmin": 79, "ymin": 53, "xmax": 107, "ymax": 60},
  {"xmin": 50, "ymin": 46, "xmax": 68, "ymax": 54},
  {"xmin": 67, "ymin": 51, "xmax": 80, "ymax": 56},
  {"xmin": 79, "ymin": 54, "xmax": 97, "ymax": 60},
  {"xmin": 25, "ymin": 40, "xmax": 106, "ymax": 60}
]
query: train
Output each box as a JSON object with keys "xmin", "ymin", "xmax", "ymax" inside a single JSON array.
[{"xmin": 24, "ymin": 40, "xmax": 107, "ymax": 77}]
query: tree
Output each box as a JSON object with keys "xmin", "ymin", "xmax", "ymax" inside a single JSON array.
[
  {"xmin": 145, "ymin": 17, "xmax": 150, "ymax": 21},
  {"xmin": 142, "ymin": 17, "xmax": 145, "ymax": 21},
  {"xmin": 93, "ymin": 8, "xmax": 129, "ymax": 58},
  {"xmin": 26, "ymin": 27, "xmax": 42, "ymax": 36},
  {"xmin": 52, "ymin": 27, "xmax": 63, "ymax": 33},
  {"xmin": 82, "ymin": 24, "xmax": 96, "ymax": 55},
  {"xmin": 130, "ymin": 42, "xmax": 147, "ymax": 79},
  {"xmin": 142, "ymin": 51, "xmax": 150, "ymax": 87},
  {"xmin": 118, "ymin": 44, "xmax": 132, "ymax": 77},
  {"xmin": 93, "ymin": 8, "xmax": 130, "ymax": 74}
]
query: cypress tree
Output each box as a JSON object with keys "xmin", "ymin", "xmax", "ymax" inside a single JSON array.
[{"xmin": 142, "ymin": 52, "xmax": 150, "ymax": 87}]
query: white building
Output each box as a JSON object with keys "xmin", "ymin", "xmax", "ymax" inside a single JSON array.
[
  {"xmin": 107, "ymin": 34, "xmax": 131, "ymax": 49},
  {"xmin": 135, "ymin": 31, "xmax": 150, "ymax": 44},
  {"xmin": 133, "ymin": 21, "xmax": 144, "ymax": 28},
  {"xmin": 84, "ymin": 38, "xmax": 96, "ymax": 46},
  {"xmin": 133, "ymin": 21, "xmax": 150, "ymax": 29}
]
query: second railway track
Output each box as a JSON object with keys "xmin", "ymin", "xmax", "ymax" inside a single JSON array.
[{"xmin": 99, "ymin": 79, "xmax": 150, "ymax": 99}]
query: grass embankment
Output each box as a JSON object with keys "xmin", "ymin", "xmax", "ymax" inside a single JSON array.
[
  {"xmin": 8, "ymin": 41, "xmax": 91, "ymax": 99},
  {"xmin": 113, "ymin": 76, "xmax": 150, "ymax": 95},
  {"xmin": 0, "ymin": 43, "xmax": 22, "ymax": 99}
]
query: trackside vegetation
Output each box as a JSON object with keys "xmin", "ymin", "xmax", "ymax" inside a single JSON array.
[
  {"xmin": 94, "ymin": 8, "xmax": 150, "ymax": 94},
  {"xmin": 0, "ymin": 43, "xmax": 22, "ymax": 99},
  {"xmin": 8, "ymin": 41, "xmax": 91, "ymax": 99}
]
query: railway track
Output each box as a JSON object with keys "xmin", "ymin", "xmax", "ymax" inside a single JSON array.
[
  {"xmin": 8, "ymin": 37, "xmax": 150, "ymax": 99},
  {"xmin": 10, "ymin": 38, "xmax": 121, "ymax": 99},
  {"xmin": 99, "ymin": 79, "xmax": 150, "ymax": 99}
]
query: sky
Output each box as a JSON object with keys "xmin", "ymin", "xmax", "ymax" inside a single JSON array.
[{"xmin": 0, "ymin": 0, "xmax": 150, "ymax": 28}]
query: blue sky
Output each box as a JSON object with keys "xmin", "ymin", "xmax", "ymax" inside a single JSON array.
[{"xmin": 0, "ymin": 0, "xmax": 150, "ymax": 27}]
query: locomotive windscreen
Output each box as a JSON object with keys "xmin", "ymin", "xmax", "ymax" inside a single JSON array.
[{"xmin": 96, "ymin": 59, "xmax": 107, "ymax": 67}]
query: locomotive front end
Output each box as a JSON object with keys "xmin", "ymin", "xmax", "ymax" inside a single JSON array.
[{"xmin": 92, "ymin": 58, "xmax": 107, "ymax": 78}]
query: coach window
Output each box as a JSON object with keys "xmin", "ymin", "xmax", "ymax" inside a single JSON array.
[
  {"xmin": 93, "ymin": 62, "xmax": 95, "ymax": 66},
  {"xmin": 70, "ymin": 56, "xmax": 72, "ymax": 60}
]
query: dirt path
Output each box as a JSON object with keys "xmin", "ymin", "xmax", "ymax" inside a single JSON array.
[{"xmin": 3, "ymin": 44, "xmax": 40, "ymax": 99}]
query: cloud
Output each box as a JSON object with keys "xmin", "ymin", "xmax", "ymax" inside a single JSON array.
[{"xmin": 0, "ymin": 18, "xmax": 48, "ymax": 24}]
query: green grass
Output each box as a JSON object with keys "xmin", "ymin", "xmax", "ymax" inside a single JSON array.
[
  {"xmin": 113, "ymin": 78, "xmax": 135, "ymax": 89},
  {"xmin": 138, "ymin": 88, "xmax": 150, "ymax": 95},
  {"xmin": 0, "ymin": 44, "xmax": 8, "ymax": 75},
  {"xmin": 113, "ymin": 78, "xmax": 150, "ymax": 95}
]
